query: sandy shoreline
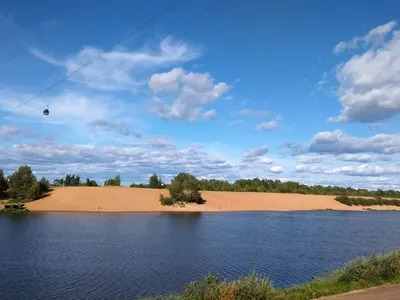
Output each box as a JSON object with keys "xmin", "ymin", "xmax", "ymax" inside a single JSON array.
[{"xmin": 18, "ymin": 187, "xmax": 400, "ymax": 213}]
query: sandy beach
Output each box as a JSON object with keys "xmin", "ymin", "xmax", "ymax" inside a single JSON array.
[{"xmin": 21, "ymin": 187, "xmax": 400, "ymax": 213}]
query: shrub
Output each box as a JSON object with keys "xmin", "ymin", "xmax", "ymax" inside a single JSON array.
[
  {"xmin": 170, "ymin": 173, "xmax": 204, "ymax": 204},
  {"xmin": 159, "ymin": 195, "xmax": 175, "ymax": 206}
]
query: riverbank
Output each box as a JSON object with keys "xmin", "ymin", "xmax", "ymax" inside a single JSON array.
[
  {"xmin": 24, "ymin": 187, "xmax": 400, "ymax": 213},
  {"xmin": 143, "ymin": 250, "xmax": 400, "ymax": 300}
]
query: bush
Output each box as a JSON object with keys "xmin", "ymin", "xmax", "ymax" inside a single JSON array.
[
  {"xmin": 159, "ymin": 195, "xmax": 175, "ymax": 206},
  {"xmin": 159, "ymin": 173, "xmax": 205, "ymax": 206},
  {"xmin": 0, "ymin": 169, "xmax": 8, "ymax": 199},
  {"xmin": 8, "ymin": 165, "xmax": 39, "ymax": 202},
  {"xmin": 146, "ymin": 250, "xmax": 400, "ymax": 300}
]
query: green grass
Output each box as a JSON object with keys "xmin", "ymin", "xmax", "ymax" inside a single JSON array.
[
  {"xmin": 335, "ymin": 195, "xmax": 400, "ymax": 207},
  {"xmin": 0, "ymin": 203, "xmax": 29, "ymax": 214},
  {"xmin": 143, "ymin": 250, "xmax": 400, "ymax": 300}
]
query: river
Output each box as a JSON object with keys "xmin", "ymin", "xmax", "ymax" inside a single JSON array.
[{"xmin": 1, "ymin": 211, "xmax": 400, "ymax": 299}]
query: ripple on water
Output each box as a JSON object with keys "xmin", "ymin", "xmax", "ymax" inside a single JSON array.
[{"xmin": 1, "ymin": 211, "xmax": 400, "ymax": 299}]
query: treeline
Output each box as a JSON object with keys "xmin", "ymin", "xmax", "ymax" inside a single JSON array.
[
  {"xmin": 335, "ymin": 195, "xmax": 400, "ymax": 207},
  {"xmin": 0, "ymin": 166, "xmax": 50, "ymax": 202},
  {"xmin": 53, "ymin": 174, "xmax": 99, "ymax": 187},
  {"xmin": 130, "ymin": 174, "xmax": 165, "ymax": 189},
  {"xmin": 195, "ymin": 178, "xmax": 400, "ymax": 198}
]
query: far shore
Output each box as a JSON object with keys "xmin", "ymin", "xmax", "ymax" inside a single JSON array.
[{"xmin": 11, "ymin": 186, "xmax": 399, "ymax": 213}]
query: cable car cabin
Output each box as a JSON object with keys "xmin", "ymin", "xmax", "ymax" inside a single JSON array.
[{"xmin": 43, "ymin": 108, "xmax": 49, "ymax": 116}]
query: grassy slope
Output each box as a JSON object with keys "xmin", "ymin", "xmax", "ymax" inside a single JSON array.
[{"xmin": 144, "ymin": 250, "xmax": 400, "ymax": 300}]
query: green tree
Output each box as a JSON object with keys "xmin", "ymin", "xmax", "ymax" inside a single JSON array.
[
  {"xmin": 148, "ymin": 173, "xmax": 163, "ymax": 189},
  {"xmin": 104, "ymin": 175, "xmax": 120, "ymax": 186},
  {"xmin": 0, "ymin": 169, "xmax": 8, "ymax": 198},
  {"xmin": 85, "ymin": 178, "xmax": 98, "ymax": 187},
  {"xmin": 8, "ymin": 165, "xmax": 39, "ymax": 202},
  {"xmin": 159, "ymin": 172, "xmax": 204, "ymax": 205},
  {"xmin": 38, "ymin": 177, "xmax": 50, "ymax": 194}
]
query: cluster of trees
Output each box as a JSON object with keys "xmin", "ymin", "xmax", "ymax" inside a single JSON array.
[
  {"xmin": 159, "ymin": 173, "xmax": 204, "ymax": 206},
  {"xmin": 104, "ymin": 175, "xmax": 121, "ymax": 186},
  {"xmin": 0, "ymin": 166, "xmax": 50, "ymax": 202},
  {"xmin": 130, "ymin": 174, "xmax": 165, "ymax": 189},
  {"xmin": 53, "ymin": 174, "xmax": 99, "ymax": 187},
  {"xmin": 194, "ymin": 178, "xmax": 400, "ymax": 198},
  {"xmin": 335, "ymin": 196, "xmax": 400, "ymax": 207}
]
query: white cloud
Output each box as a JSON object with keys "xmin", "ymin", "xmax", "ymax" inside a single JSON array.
[
  {"xmin": 30, "ymin": 37, "xmax": 200, "ymax": 91},
  {"xmin": 255, "ymin": 116, "xmax": 283, "ymax": 131},
  {"xmin": 0, "ymin": 142, "xmax": 236, "ymax": 183},
  {"xmin": 333, "ymin": 20, "xmax": 397, "ymax": 54},
  {"xmin": 308, "ymin": 130, "xmax": 400, "ymax": 155},
  {"xmin": 269, "ymin": 166, "xmax": 283, "ymax": 173},
  {"xmin": 203, "ymin": 109, "xmax": 217, "ymax": 120},
  {"xmin": 338, "ymin": 153, "xmax": 372, "ymax": 163},
  {"xmin": 0, "ymin": 126, "xmax": 22, "ymax": 139},
  {"xmin": 244, "ymin": 145, "xmax": 269, "ymax": 159},
  {"xmin": 330, "ymin": 22, "xmax": 400, "ymax": 123},
  {"xmin": 88, "ymin": 119, "xmax": 141, "ymax": 138},
  {"xmin": 297, "ymin": 155, "xmax": 326, "ymax": 164},
  {"xmin": 150, "ymin": 67, "xmax": 229, "ymax": 121},
  {"xmin": 0, "ymin": 89, "xmax": 116, "ymax": 124},
  {"xmin": 296, "ymin": 164, "xmax": 399, "ymax": 177},
  {"xmin": 237, "ymin": 109, "xmax": 268, "ymax": 117}
]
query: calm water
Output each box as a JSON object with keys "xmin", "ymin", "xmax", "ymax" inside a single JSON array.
[{"xmin": 1, "ymin": 211, "xmax": 400, "ymax": 299}]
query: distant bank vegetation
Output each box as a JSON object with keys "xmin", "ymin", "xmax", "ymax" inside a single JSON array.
[
  {"xmin": 335, "ymin": 195, "xmax": 400, "ymax": 207},
  {"xmin": 2, "ymin": 165, "xmax": 400, "ymax": 203},
  {"xmin": 144, "ymin": 250, "xmax": 400, "ymax": 300}
]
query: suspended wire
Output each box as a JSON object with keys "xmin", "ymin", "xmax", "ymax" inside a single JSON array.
[{"xmin": 0, "ymin": 0, "xmax": 190, "ymax": 119}]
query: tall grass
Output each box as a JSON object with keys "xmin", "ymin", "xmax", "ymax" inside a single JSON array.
[
  {"xmin": 143, "ymin": 250, "xmax": 400, "ymax": 300},
  {"xmin": 335, "ymin": 195, "xmax": 400, "ymax": 207}
]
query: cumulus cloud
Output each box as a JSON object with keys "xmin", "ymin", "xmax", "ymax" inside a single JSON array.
[
  {"xmin": 244, "ymin": 145, "xmax": 269, "ymax": 159},
  {"xmin": 297, "ymin": 155, "xmax": 326, "ymax": 164},
  {"xmin": 338, "ymin": 153, "xmax": 372, "ymax": 163},
  {"xmin": 0, "ymin": 125, "xmax": 22, "ymax": 139},
  {"xmin": 255, "ymin": 116, "xmax": 283, "ymax": 131},
  {"xmin": 0, "ymin": 142, "xmax": 234, "ymax": 182},
  {"xmin": 30, "ymin": 37, "xmax": 200, "ymax": 90},
  {"xmin": 296, "ymin": 164, "xmax": 399, "ymax": 177},
  {"xmin": 330, "ymin": 21, "xmax": 400, "ymax": 123},
  {"xmin": 88, "ymin": 119, "xmax": 141, "ymax": 138},
  {"xmin": 150, "ymin": 67, "xmax": 229, "ymax": 121},
  {"xmin": 308, "ymin": 130, "xmax": 400, "ymax": 155},
  {"xmin": 203, "ymin": 109, "xmax": 217, "ymax": 120},
  {"xmin": 333, "ymin": 21, "xmax": 397, "ymax": 54},
  {"xmin": 242, "ymin": 145, "xmax": 272, "ymax": 164},
  {"xmin": 269, "ymin": 166, "xmax": 283, "ymax": 173}
]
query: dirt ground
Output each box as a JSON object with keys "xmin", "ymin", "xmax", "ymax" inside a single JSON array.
[{"xmin": 25, "ymin": 187, "xmax": 400, "ymax": 213}]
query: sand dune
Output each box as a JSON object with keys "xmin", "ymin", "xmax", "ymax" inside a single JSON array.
[{"xmin": 24, "ymin": 187, "xmax": 400, "ymax": 213}]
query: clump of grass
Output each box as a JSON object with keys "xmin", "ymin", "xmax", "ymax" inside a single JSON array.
[
  {"xmin": 145, "ymin": 250, "xmax": 400, "ymax": 300},
  {"xmin": 335, "ymin": 195, "xmax": 400, "ymax": 207}
]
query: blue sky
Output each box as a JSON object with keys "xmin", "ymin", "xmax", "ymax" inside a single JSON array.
[{"xmin": 1, "ymin": 0, "xmax": 400, "ymax": 188}]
